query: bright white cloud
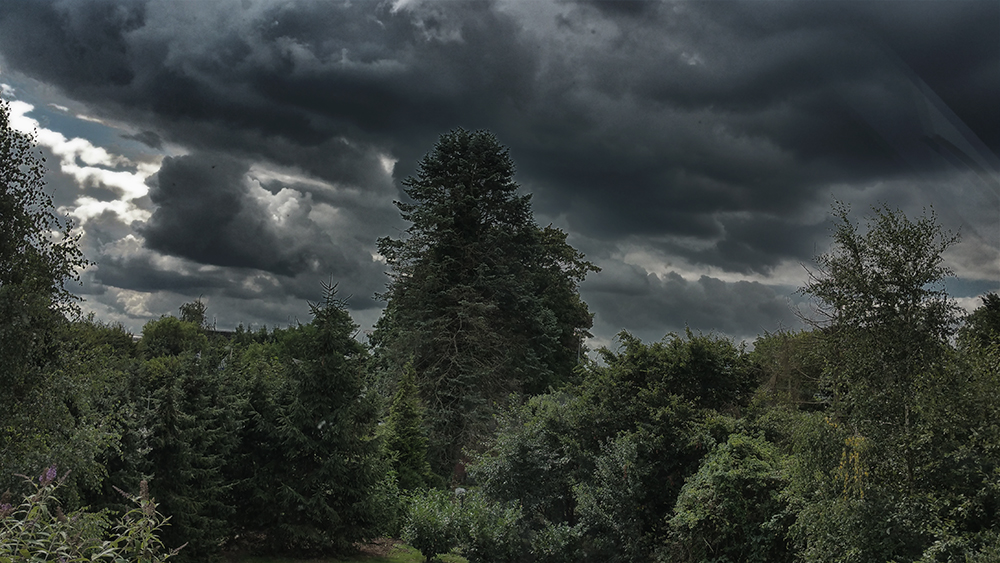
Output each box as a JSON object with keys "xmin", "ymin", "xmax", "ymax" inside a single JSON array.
[
  {"xmin": 75, "ymin": 114, "xmax": 106, "ymax": 124},
  {"xmin": 616, "ymin": 242, "xmax": 808, "ymax": 288},
  {"xmin": 64, "ymin": 197, "xmax": 150, "ymax": 224},
  {"xmin": 6, "ymin": 100, "xmax": 158, "ymax": 225},
  {"xmin": 378, "ymin": 154, "xmax": 397, "ymax": 175}
]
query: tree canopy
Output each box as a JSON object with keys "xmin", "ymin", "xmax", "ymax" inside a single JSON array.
[{"xmin": 1, "ymin": 100, "xmax": 94, "ymax": 494}]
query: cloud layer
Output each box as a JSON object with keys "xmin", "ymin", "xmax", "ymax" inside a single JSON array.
[{"xmin": 1, "ymin": 0, "xmax": 996, "ymax": 343}]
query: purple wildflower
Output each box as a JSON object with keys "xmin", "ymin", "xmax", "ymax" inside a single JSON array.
[{"xmin": 39, "ymin": 465, "xmax": 57, "ymax": 486}]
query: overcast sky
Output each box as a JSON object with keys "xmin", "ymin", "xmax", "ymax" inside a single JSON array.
[{"xmin": 1, "ymin": 0, "xmax": 997, "ymax": 347}]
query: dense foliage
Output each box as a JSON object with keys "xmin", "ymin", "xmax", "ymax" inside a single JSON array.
[
  {"xmin": 0, "ymin": 100, "xmax": 104, "ymax": 504},
  {"xmin": 1, "ymin": 468, "xmax": 180, "ymax": 562},
  {"xmin": 3, "ymin": 109, "xmax": 999, "ymax": 562},
  {"xmin": 373, "ymin": 129, "xmax": 598, "ymax": 476}
]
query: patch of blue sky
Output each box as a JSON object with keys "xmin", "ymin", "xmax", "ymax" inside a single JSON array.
[
  {"xmin": 2, "ymin": 79, "xmax": 159, "ymax": 166},
  {"xmin": 34, "ymin": 106, "xmax": 157, "ymax": 163},
  {"xmin": 943, "ymin": 277, "xmax": 998, "ymax": 300}
]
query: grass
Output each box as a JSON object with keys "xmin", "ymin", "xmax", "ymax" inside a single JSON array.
[{"xmin": 225, "ymin": 540, "xmax": 469, "ymax": 563}]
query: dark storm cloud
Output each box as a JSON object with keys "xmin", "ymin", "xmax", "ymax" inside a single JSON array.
[
  {"xmin": 142, "ymin": 152, "xmax": 308, "ymax": 275},
  {"xmin": 584, "ymin": 265, "xmax": 802, "ymax": 343},
  {"xmin": 666, "ymin": 215, "xmax": 831, "ymax": 276},
  {"xmin": 0, "ymin": 1, "xmax": 144, "ymax": 89},
  {"xmin": 122, "ymin": 130, "xmax": 162, "ymax": 149},
  {"xmin": 1, "ymin": 0, "xmax": 996, "ymax": 337},
  {"xmin": 0, "ymin": 0, "xmax": 540, "ymax": 183},
  {"xmin": 4, "ymin": 1, "xmax": 995, "ymax": 235},
  {"xmin": 94, "ymin": 252, "xmax": 229, "ymax": 294}
]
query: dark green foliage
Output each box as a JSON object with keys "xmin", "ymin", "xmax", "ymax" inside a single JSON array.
[
  {"xmin": 455, "ymin": 489, "xmax": 523, "ymax": 563},
  {"xmin": 0, "ymin": 319, "xmax": 126, "ymax": 508},
  {"xmin": 530, "ymin": 521, "xmax": 583, "ymax": 563},
  {"xmin": 959, "ymin": 292, "xmax": 1000, "ymax": 350},
  {"xmin": 472, "ymin": 331, "xmax": 754, "ymax": 562},
  {"xmin": 385, "ymin": 362, "xmax": 436, "ymax": 491},
  {"xmin": 788, "ymin": 204, "xmax": 1000, "ymax": 562},
  {"xmin": 0, "ymin": 101, "xmax": 106, "ymax": 505},
  {"xmin": 401, "ymin": 488, "xmax": 522, "ymax": 563},
  {"xmin": 595, "ymin": 330, "xmax": 756, "ymax": 415},
  {"xmin": 139, "ymin": 352, "xmax": 240, "ymax": 559},
  {"xmin": 750, "ymin": 330, "xmax": 825, "ymax": 410},
  {"xmin": 667, "ymin": 433, "xmax": 793, "ymax": 563},
  {"xmin": 801, "ymin": 204, "xmax": 960, "ymax": 427},
  {"xmin": 571, "ymin": 332, "xmax": 753, "ymax": 546},
  {"xmin": 402, "ymin": 489, "xmax": 461, "ymax": 562},
  {"xmin": 0, "ymin": 100, "xmax": 85, "ymax": 332},
  {"xmin": 374, "ymin": 129, "xmax": 597, "ymax": 475},
  {"xmin": 51, "ymin": 317, "xmax": 139, "ymax": 508},
  {"xmin": 0, "ymin": 100, "xmax": 85, "ymax": 296},
  {"xmin": 138, "ymin": 316, "xmax": 208, "ymax": 359},
  {"xmin": 178, "ymin": 299, "xmax": 208, "ymax": 328},
  {"xmin": 572, "ymin": 433, "xmax": 650, "ymax": 563},
  {"xmin": 804, "ymin": 203, "xmax": 960, "ymax": 337},
  {"xmin": 222, "ymin": 337, "xmax": 294, "ymax": 544},
  {"xmin": 471, "ymin": 393, "xmax": 585, "ymax": 529},
  {"xmin": 238, "ymin": 284, "xmax": 385, "ymax": 554}
]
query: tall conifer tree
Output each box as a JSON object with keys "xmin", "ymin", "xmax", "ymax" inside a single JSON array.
[
  {"xmin": 373, "ymin": 129, "xmax": 597, "ymax": 475},
  {"xmin": 266, "ymin": 284, "xmax": 383, "ymax": 553}
]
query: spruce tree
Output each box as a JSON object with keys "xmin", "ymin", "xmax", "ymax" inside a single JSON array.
[
  {"xmin": 373, "ymin": 129, "xmax": 597, "ymax": 475},
  {"xmin": 137, "ymin": 342, "xmax": 239, "ymax": 559},
  {"xmin": 264, "ymin": 283, "xmax": 384, "ymax": 554}
]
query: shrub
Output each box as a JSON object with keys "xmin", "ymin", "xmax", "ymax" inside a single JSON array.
[
  {"xmin": 0, "ymin": 465, "xmax": 180, "ymax": 562},
  {"xmin": 666, "ymin": 433, "xmax": 792, "ymax": 563},
  {"xmin": 572, "ymin": 433, "xmax": 650, "ymax": 563},
  {"xmin": 402, "ymin": 488, "xmax": 524, "ymax": 563},
  {"xmin": 458, "ymin": 490, "xmax": 523, "ymax": 563},
  {"xmin": 402, "ymin": 489, "xmax": 460, "ymax": 562}
]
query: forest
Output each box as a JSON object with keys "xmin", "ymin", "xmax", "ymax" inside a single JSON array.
[{"xmin": 3, "ymin": 102, "xmax": 1000, "ymax": 563}]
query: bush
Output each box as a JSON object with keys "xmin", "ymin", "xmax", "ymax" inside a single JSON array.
[
  {"xmin": 666, "ymin": 433, "xmax": 792, "ymax": 563},
  {"xmin": 401, "ymin": 488, "xmax": 524, "ymax": 563},
  {"xmin": 572, "ymin": 433, "xmax": 649, "ymax": 563},
  {"xmin": 0, "ymin": 466, "xmax": 180, "ymax": 562},
  {"xmin": 458, "ymin": 489, "xmax": 523, "ymax": 563},
  {"xmin": 402, "ymin": 489, "xmax": 460, "ymax": 562}
]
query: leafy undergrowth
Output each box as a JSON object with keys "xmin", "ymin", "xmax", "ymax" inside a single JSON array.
[{"xmin": 224, "ymin": 539, "xmax": 469, "ymax": 563}]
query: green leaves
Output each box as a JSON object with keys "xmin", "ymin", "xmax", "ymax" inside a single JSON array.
[
  {"xmin": 401, "ymin": 488, "xmax": 522, "ymax": 563},
  {"xmin": 247, "ymin": 284, "xmax": 385, "ymax": 554},
  {"xmin": 385, "ymin": 363, "xmax": 436, "ymax": 491},
  {"xmin": 1, "ymin": 100, "xmax": 93, "ymax": 500},
  {"xmin": 0, "ymin": 101, "xmax": 86, "ymax": 308},
  {"xmin": 667, "ymin": 433, "xmax": 792, "ymax": 563},
  {"xmin": 803, "ymin": 202, "xmax": 959, "ymax": 338},
  {"xmin": 0, "ymin": 469, "xmax": 179, "ymax": 563}
]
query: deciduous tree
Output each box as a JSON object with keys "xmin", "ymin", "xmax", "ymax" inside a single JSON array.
[{"xmin": 0, "ymin": 99, "xmax": 94, "ymax": 495}]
